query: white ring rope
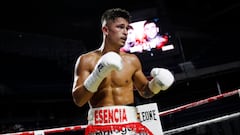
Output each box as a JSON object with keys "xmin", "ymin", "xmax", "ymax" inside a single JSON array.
[{"xmin": 3, "ymin": 89, "xmax": 239, "ymax": 135}]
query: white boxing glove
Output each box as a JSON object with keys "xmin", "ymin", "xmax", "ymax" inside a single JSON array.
[
  {"xmin": 148, "ymin": 68, "xmax": 174, "ymax": 94},
  {"xmin": 84, "ymin": 52, "xmax": 123, "ymax": 93}
]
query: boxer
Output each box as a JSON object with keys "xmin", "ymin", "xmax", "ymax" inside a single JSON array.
[{"xmin": 72, "ymin": 8, "xmax": 174, "ymax": 135}]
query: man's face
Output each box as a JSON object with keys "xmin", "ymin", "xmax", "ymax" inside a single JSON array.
[
  {"xmin": 144, "ymin": 22, "xmax": 159, "ymax": 39},
  {"xmin": 105, "ymin": 17, "xmax": 129, "ymax": 47},
  {"xmin": 126, "ymin": 27, "xmax": 135, "ymax": 43}
]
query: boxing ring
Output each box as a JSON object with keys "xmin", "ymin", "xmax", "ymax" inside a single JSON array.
[{"xmin": 3, "ymin": 89, "xmax": 240, "ymax": 135}]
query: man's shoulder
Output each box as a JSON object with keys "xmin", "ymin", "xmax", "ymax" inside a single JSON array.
[
  {"xmin": 121, "ymin": 51, "xmax": 136, "ymax": 57},
  {"xmin": 81, "ymin": 50, "xmax": 99, "ymax": 58},
  {"xmin": 121, "ymin": 52, "xmax": 140, "ymax": 61},
  {"xmin": 77, "ymin": 50, "xmax": 100, "ymax": 63}
]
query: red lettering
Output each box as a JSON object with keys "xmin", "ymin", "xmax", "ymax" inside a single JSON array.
[
  {"xmin": 99, "ymin": 110, "xmax": 103, "ymax": 123},
  {"xmin": 94, "ymin": 110, "xmax": 99, "ymax": 124},
  {"xmin": 103, "ymin": 109, "xmax": 108, "ymax": 123},
  {"xmin": 122, "ymin": 109, "xmax": 127, "ymax": 122},
  {"xmin": 109, "ymin": 109, "xmax": 113, "ymax": 123},
  {"xmin": 94, "ymin": 107, "xmax": 130, "ymax": 124},
  {"xmin": 114, "ymin": 109, "xmax": 119, "ymax": 122}
]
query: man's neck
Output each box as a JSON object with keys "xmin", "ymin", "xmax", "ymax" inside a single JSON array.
[{"xmin": 98, "ymin": 43, "xmax": 121, "ymax": 54}]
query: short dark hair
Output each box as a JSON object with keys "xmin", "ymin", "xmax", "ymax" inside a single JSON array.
[
  {"xmin": 101, "ymin": 8, "xmax": 131, "ymax": 26},
  {"xmin": 143, "ymin": 19, "xmax": 158, "ymax": 27}
]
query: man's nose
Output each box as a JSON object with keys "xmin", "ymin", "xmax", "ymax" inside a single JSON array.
[{"xmin": 123, "ymin": 29, "xmax": 128, "ymax": 35}]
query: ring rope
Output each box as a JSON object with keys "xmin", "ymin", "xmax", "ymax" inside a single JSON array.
[
  {"xmin": 4, "ymin": 125, "xmax": 88, "ymax": 135},
  {"xmin": 3, "ymin": 89, "xmax": 239, "ymax": 135},
  {"xmin": 163, "ymin": 112, "xmax": 240, "ymax": 135},
  {"xmin": 159, "ymin": 89, "xmax": 240, "ymax": 116}
]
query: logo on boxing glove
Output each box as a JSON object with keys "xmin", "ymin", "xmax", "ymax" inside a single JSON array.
[{"xmin": 97, "ymin": 63, "xmax": 104, "ymax": 73}]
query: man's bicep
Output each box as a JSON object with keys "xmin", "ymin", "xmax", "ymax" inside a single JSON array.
[
  {"xmin": 71, "ymin": 55, "xmax": 96, "ymax": 107},
  {"xmin": 133, "ymin": 69, "xmax": 155, "ymax": 98},
  {"xmin": 73, "ymin": 56, "xmax": 91, "ymax": 89},
  {"xmin": 131, "ymin": 55, "xmax": 148, "ymax": 90},
  {"xmin": 133, "ymin": 69, "xmax": 148, "ymax": 91}
]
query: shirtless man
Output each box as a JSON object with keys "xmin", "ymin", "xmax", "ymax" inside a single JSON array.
[{"xmin": 72, "ymin": 8, "xmax": 174, "ymax": 135}]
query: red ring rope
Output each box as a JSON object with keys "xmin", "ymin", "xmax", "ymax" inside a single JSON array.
[{"xmin": 159, "ymin": 89, "xmax": 240, "ymax": 116}]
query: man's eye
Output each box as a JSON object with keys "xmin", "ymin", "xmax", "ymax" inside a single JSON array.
[{"xmin": 118, "ymin": 26, "xmax": 125, "ymax": 29}]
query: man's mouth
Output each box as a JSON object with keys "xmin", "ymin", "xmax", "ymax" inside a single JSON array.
[{"xmin": 121, "ymin": 37, "xmax": 127, "ymax": 41}]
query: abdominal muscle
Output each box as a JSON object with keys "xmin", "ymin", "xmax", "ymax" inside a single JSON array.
[
  {"xmin": 89, "ymin": 78, "xmax": 135, "ymax": 108},
  {"xmin": 89, "ymin": 57, "xmax": 136, "ymax": 108}
]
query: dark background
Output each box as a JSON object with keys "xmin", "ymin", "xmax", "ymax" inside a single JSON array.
[{"xmin": 0, "ymin": 0, "xmax": 240, "ymax": 134}]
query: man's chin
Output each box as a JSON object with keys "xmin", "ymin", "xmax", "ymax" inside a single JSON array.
[{"xmin": 120, "ymin": 42, "xmax": 125, "ymax": 47}]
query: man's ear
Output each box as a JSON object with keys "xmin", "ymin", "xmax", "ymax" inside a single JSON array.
[
  {"xmin": 157, "ymin": 27, "xmax": 159, "ymax": 33},
  {"xmin": 102, "ymin": 26, "xmax": 108, "ymax": 35}
]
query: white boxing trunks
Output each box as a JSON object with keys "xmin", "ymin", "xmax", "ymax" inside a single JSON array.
[{"xmin": 85, "ymin": 105, "xmax": 153, "ymax": 135}]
